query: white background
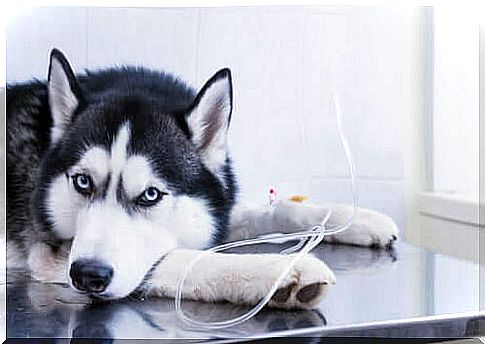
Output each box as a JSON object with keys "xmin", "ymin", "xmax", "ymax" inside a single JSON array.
[
  {"xmin": 433, "ymin": 5, "xmax": 479, "ymax": 200},
  {"xmin": 7, "ymin": 6, "xmax": 407, "ymax": 228}
]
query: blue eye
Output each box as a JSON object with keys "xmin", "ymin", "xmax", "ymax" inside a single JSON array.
[
  {"xmin": 144, "ymin": 187, "xmax": 159, "ymax": 201},
  {"xmin": 72, "ymin": 174, "xmax": 94, "ymax": 195},
  {"xmin": 136, "ymin": 187, "xmax": 167, "ymax": 207}
]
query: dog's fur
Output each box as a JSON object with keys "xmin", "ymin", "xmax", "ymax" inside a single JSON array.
[{"xmin": 7, "ymin": 49, "xmax": 399, "ymax": 309}]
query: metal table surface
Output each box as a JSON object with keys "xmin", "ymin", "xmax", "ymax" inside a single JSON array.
[{"xmin": 6, "ymin": 242, "xmax": 483, "ymax": 340}]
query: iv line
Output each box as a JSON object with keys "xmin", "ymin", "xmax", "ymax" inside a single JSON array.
[{"xmin": 174, "ymin": 91, "xmax": 358, "ymax": 329}]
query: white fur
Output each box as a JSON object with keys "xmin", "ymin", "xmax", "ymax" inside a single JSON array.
[
  {"xmin": 142, "ymin": 248, "xmax": 335, "ymax": 310},
  {"xmin": 159, "ymin": 195, "xmax": 214, "ymax": 249},
  {"xmin": 72, "ymin": 147, "xmax": 111, "ymax": 185},
  {"xmin": 228, "ymin": 200, "xmax": 399, "ymax": 248},
  {"xmin": 69, "ymin": 202, "xmax": 178, "ymax": 298},
  {"xmin": 121, "ymin": 155, "xmax": 172, "ymax": 201},
  {"xmin": 121, "ymin": 155, "xmax": 155, "ymax": 199},
  {"xmin": 48, "ymin": 58, "xmax": 78, "ymax": 144}
]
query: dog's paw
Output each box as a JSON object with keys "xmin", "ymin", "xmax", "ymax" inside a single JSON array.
[
  {"xmin": 270, "ymin": 201, "xmax": 398, "ymax": 249},
  {"xmin": 267, "ymin": 254, "xmax": 335, "ymax": 310},
  {"xmin": 322, "ymin": 205, "xmax": 399, "ymax": 249}
]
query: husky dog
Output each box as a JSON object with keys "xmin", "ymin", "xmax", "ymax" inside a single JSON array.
[{"xmin": 7, "ymin": 49, "xmax": 398, "ymax": 309}]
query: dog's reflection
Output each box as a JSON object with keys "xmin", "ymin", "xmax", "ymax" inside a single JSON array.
[
  {"xmin": 22, "ymin": 280, "xmax": 327, "ymax": 339},
  {"xmin": 228, "ymin": 241, "xmax": 398, "ymax": 273},
  {"xmin": 317, "ymin": 244, "xmax": 398, "ymax": 273},
  {"xmin": 13, "ymin": 243, "xmax": 397, "ymax": 340},
  {"xmin": 69, "ymin": 299, "xmax": 327, "ymax": 339}
]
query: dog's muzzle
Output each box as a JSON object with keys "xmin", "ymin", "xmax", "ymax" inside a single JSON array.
[{"xmin": 69, "ymin": 259, "xmax": 114, "ymax": 294}]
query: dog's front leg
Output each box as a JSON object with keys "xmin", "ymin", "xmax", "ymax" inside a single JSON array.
[
  {"xmin": 141, "ymin": 249, "xmax": 336, "ymax": 310},
  {"xmin": 229, "ymin": 201, "xmax": 399, "ymax": 249}
]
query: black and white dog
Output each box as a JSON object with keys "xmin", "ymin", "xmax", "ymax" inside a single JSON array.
[{"xmin": 7, "ymin": 49, "xmax": 398, "ymax": 309}]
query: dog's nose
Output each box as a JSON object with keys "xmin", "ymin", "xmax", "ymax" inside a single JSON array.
[{"xmin": 69, "ymin": 259, "xmax": 113, "ymax": 293}]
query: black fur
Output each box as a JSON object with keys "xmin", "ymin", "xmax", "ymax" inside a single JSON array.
[{"xmin": 7, "ymin": 55, "xmax": 237, "ymax": 253}]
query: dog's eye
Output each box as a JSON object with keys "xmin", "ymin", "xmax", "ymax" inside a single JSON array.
[
  {"xmin": 136, "ymin": 187, "xmax": 167, "ymax": 207},
  {"xmin": 72, "ymin": 174, "xmax": 94, "ymax": 195}
]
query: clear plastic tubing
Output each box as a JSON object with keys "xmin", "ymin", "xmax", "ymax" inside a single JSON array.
[{"xmin": 174, "ymin": 90, "xmax": 358, "ymax": 330}]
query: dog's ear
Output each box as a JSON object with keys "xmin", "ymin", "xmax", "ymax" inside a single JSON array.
[
  {"xmin": 186, "ymin": 68, "xmax": 233, "ymax": 174},
  {"xmin": 47, "ymin": 48, "xmax": 82, "ymax": 144}
]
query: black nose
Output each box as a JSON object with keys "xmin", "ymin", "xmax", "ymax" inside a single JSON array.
[{"xmin": 69, "ymin": 259, "xmax": 113, "ymax": 293}]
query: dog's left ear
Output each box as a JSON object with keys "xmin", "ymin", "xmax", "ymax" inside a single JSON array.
[
  {"xmin": 186, "ymin": 68, "xmax": 233, "ymax": 174},
  {"xmin": 47, "ymin": 48, "xmax": 82, "ymax": 144}
]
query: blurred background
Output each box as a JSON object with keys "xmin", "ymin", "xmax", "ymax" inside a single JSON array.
[{"xmin": 4, "ymin": 5, "xmax": 481, "ymax": 262}]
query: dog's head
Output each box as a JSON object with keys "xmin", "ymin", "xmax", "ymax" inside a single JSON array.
[{"xmin": 34, "ymin": 49, "xmax": 236, "ymax": 299}]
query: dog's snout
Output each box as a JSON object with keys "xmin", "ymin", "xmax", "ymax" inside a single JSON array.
[{"xmin": 69, "ymin": 259, "xmax": 113, "ymax": 294}]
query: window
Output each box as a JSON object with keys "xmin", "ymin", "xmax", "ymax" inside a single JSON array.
[{"xmin": 431, "ymin": 4, "xmax": 479, "ymax": 202}]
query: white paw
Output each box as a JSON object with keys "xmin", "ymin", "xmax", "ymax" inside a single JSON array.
[
  {"xmin": 267, "ymin": 254, "xmax": 336, "ymax": 310},
  {"xmin": 270, "ymin": 201, "xmax": 399, "ymax": 249},
  {"xmin": 323, "ymin": 205, "xmax": 399, "ymax": 249}
]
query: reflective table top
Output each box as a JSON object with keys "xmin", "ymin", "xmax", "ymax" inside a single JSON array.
[{"xmin": 6, "ymin": 242, "xmax": 482, "ymax": 340}]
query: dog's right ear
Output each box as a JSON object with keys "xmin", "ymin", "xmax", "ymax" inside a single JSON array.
[{"xmin": 47, "ymin": 48, "xmax": 82, "ymax": 144}]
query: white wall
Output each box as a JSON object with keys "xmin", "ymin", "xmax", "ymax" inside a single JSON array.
[
  {"xmin": 433, "ymin": 5, "xmax": 479, "ymax": 201},
  {"xmin": 7, "ymin": 6, "xmax": 407, "ymax": 229}
]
